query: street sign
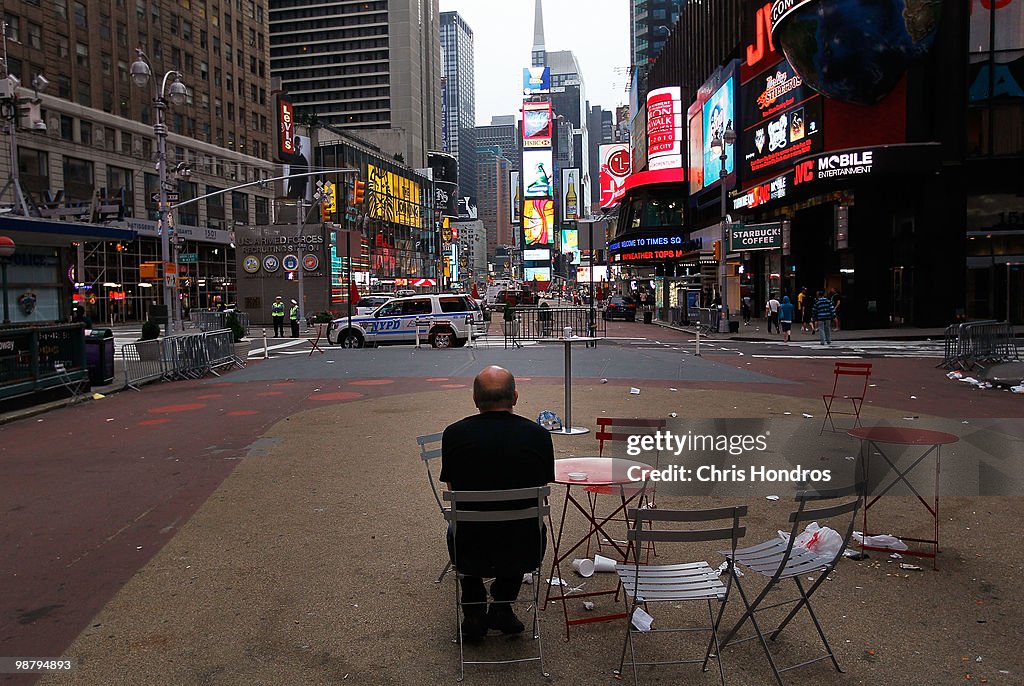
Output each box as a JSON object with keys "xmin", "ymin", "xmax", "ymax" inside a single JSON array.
[
  {"xmin": 164, "ymin": 274, "xmax": 176, "ymax": 288},
  {"xmin": 152, "ymin": 192, "xmax": 180, "ymax": 202},
  {"xmin": 178, "ymin": 252, "xmax": 198, "ymax": 263}
]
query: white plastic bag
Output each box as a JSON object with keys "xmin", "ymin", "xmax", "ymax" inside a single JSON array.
[
  {"xmin": 851, "ymin": 531, "xmax": 908, "ymax": 551},
  {"xmin": 789, "ymin": 522, "xmax": 844, "ymax": 559}
]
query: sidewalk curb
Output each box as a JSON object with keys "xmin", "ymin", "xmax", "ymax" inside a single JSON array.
[{"xmin": 650, "ymin": 320, "xmax": 947, "ymax": 342}]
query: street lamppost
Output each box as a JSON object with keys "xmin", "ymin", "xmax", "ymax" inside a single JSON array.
[
  {"xmin": 710, "ymin": 123, "xmax": 737, "ymax": 329},
  {"xmin": 0, "ymin": 235, "xmax": 14, "ymax": 324},
  {"xmin": 130, "ymin": 48, "xmax": 188, "ymax": 336}
]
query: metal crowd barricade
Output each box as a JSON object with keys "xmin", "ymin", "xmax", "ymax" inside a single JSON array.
[
  {"xmin": 939, "ymin": 319, "xmax": 1019, "ymax": 370},
  {"xmin": 123, "ymin": 329, "xmax": 245, "ymax": 389},
  {"xmin": 505, "ymin": 307, "xmax": 606, "ymax": 343},
  {"xmin": 122, "ymin": 340, "xmax": 166, "ymax": 390},
  {"xmin": 694, "ymin": 307, "xmax": 718, "ymax": 334},
  {"xmin": 204, "ymin": 329, "xmax": 245, "ymax": 373}
]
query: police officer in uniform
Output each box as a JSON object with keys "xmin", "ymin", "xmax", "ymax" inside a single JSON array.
[
  {"xmin": 289, "ymin": 299, "xmax": 300, "ymax": 338},
  {"xmin": 271, "ymin": 295, "xmax": 286, "ymax": 337}
]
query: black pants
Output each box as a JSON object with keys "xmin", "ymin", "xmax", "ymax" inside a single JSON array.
[
  {"xmin": 290, "ymin": 320, "xmax": 299, "ymax": 337},
  {"xmin": 272, "ymin": 316, "xmax": 284, "ymax": 338},
  {"xmin": 447, "ymin": 525, "xmax": 546, "ymax": 615}
]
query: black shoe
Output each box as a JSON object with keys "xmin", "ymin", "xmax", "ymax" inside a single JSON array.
[
  {"xmin": 461, "ymin": 613, "xmax": 488, "ymax": 640},
  {"xmin": 487, "ymin": 606, "xmax": 525, "ymax": 635}
]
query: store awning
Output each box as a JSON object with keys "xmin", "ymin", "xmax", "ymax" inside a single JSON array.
[{"xmin": 0, "ymin": 214, "xmax": 137, "ymax": 246}]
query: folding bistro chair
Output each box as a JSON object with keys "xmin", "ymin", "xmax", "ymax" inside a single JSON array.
[
  {"xmin": 444, "ymin": 486, "xmax": 551, "ymax": 681},
  {"xmin": 820, "ymin": 362, "xmax": 872, "ymax": 434},
  {"xmin": 718, "ymin": 482, "xmax": 864, "ymax": 686},
  {"xmin": 585, "ymin": 417, "xmax": 666, "ymax": 558},
  {"xmin": 614, "ymin": 506, "xmax": 747, "ymax": 686},
  {"xmin": 54, "ymin": 362, "xmax": 88, "ymax": 404},
  {"xmin": 416, "ymin": 431, "xmax": 452, "ymax": 583}
]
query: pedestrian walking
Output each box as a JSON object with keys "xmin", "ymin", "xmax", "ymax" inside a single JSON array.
[
  {"xmin": 797, "ymin": 287, "xmax": 810, "ymax": 332},
  {"xmin": 741, "ymin": 295, "xmax": 752, "ymax": 325},
  {"xmin": 830, "ymin": 289, "xmax": 842, "ymax": 331},
  {"xmin": 271, "ymin": 295, "xmax": 286, "ymax": 337},
  {"xmin": 289, "ymin": 299, "xmax": 300, "ymax": 338},
  {"xmin": 813, "ymin": 290, "xmax": 835, "ymax": 345},
  {"xmin": 778, "ymin": 295, "xmax": 795, "ymax": 342},
  {"xmin": 765, "ymin": 294, "xmax": 781, "ymax": 334}
]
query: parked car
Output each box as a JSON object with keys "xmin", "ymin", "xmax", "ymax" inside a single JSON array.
[
  {"xmin": 603, "ymin": 295, "xmax": 637, "ymax": 321},
  {"xmin": 327, "ymin": 294, "xmax": 485, "ymax": 348},
  {"xmin": 354, "ymin": 294, "xmax": 394, "ymax": 315}
]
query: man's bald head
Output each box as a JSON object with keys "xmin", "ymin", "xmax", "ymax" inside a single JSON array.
[{"xmin": 473, "ymin": 366, "xmax": 517, "ymax": 412}]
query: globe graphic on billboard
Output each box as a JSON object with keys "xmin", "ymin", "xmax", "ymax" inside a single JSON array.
[{"xmin": 773, "ymin": 0, "xmax": 942, "ymax": 105}]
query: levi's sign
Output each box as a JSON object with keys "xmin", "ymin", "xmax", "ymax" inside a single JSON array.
[{"xmin": 730, "ymin": 222, "xmax": 783, "ymax": 251}]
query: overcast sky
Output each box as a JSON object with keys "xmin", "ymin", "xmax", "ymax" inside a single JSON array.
[{"xmin": 438, "ymin": 0, "xmax": 630, "ymax": 126}]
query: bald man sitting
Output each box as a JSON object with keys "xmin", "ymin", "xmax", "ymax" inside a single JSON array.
[{"xmin": 440, "ymin": 366, "xmax": 555, "ymax": 638}]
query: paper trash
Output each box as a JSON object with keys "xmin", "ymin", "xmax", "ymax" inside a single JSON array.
[
  {"xmin": 802, "ymin": 413, "xmax": 814, "ymax": 418},
  {"xmin": 631, "ymin": 607, "xmax": 655, "ymax": 632},
  {"xmin": 630, "ymin": 388, "xmax": 641, "ymax": 395},
  {"xmin": 522, "ymin": 573, "xmax": 534, "ymax": 585}
]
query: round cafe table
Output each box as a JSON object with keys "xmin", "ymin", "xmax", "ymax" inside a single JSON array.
[
  {"xmin": 545, "ymin": 457, "xmax": 653, "ymax": 640},
  {"xmin": 539, "ymin": 336, "xmax": 599, "ymax": 435}
]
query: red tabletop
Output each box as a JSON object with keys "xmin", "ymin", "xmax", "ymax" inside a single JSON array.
[
  {"xmin": 848, "ymin": 426, "xmax": 959, "ymax": 446},
  {"xmin": 554, "ymin": 457, "xmax": 653, "ymax": 486}
]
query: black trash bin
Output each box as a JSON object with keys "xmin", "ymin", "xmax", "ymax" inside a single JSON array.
[
  {"xmin": 85, "ymin": 328, "xmax": 115, "ymax": 386},
  {"xmin": 643, "ymin": 310, "xmax": 653, "ymax": 325}
]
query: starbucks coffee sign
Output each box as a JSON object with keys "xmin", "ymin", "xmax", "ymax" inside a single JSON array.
[{"xmin": 729, "ymin": 222, "xmax": 783, "ymax": 251}]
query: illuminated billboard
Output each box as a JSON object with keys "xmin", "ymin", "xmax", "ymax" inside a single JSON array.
[
  {"xmin": 522, "ymin": 66, "xmax": 551, "ymax": 95},
  {"xmin": 367, "ymin": 164, "xmax": 423, "ymax": 227},
  {"xmin": 508, "ymin": 170, "xmax": 521, "ymax": 223},
  {"xmin": 560, "ymin": 228, "xmax": 581, "ymax": 265},
  {"xmin": 522, "ymin": 150, "xmax": 554, "ymax": 198},
  {"xmin": 702, "ymin": 76, "xmax": 736, "ymax": 186},
  {"xmin": 599, "ymin": 144, "xmax": 631, "ymax": 208},
  {"xmin": 524, "ymin": 266, "xmax": 551, "ymax": 282},
  {"xmin": 524, "ymin": 248, "xmax": 551, "ymax": 261},
  {"xmin": 522, "ymin": 101, "xmax": 553, "ymax": 149},
  {"xmin": 523, "ymin": 198, "xmax": 555, "ymax": 246},
  {"xmin": 561, "ymin": 168, "xmax": 580, "ymax": 221},
  {"xmin": 647, "ymin": 87, "xmax": 683, "ymax": 170},
  {"xmin": 740, "ymin": 59, "xmax": 823, "ymax": 179}
]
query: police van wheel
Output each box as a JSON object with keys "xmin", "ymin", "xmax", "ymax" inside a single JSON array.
[
  {"xmin": 338, "ymin": 331, "xmax": 364, "ymax": 348},
  {"xmin": 430, "ymin": 330, "xmax": 454, "ymax": 349}
]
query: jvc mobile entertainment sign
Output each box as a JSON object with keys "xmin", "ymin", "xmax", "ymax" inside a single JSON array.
[{"xmin": 729, "ymin": 222, "xmax": 783, "ymax": 251}]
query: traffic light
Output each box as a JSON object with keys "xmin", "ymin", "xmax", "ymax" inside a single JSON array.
[
  {"xmin": 321, "ymin": 201, "xmax": 331, "ymax": 222},
  {"xmin": 352, "ymin": 179, "xmax": 365, "ymax": 205},
  {"xmin": 713, "ymin": 240, "xmax": 722, "ymax": 262}
]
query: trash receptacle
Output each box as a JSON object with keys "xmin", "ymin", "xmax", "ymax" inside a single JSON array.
[
  {"xmin": 643, "ymin": 310, "xmax": 653, "ymax": 325},
  {"xmin": 85, "ymin": 328, "xmax": 115, "ymax": 386}
]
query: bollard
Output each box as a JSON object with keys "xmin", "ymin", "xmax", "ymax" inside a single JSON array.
[
  {"xmin": 263, "ymin": 328, "xmax": 269, "ymax": 359},
  {"xmin": 695, "ymin": 325, "xmax": 701, "ymax": 357},
  {"xmin": 466, "ymin": 314, "xmax": 474, "ymax": 348}
]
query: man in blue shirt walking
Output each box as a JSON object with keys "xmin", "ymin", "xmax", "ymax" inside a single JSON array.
[{"xmin": 813, "ymin": 290, "xmax": 836, "ymax": 345}]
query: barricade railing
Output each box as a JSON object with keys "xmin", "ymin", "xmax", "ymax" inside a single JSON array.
[
  {"xmin": 939, "ymin": 319, "xmax": 1019, "ymax": 370},
  {"xmin": 502, "ymin": 307, "xmax": 606, "ymax": 346},
  {"xmin": 695, "ymin": 307, "xmax": 718, "ymax": 334},
  {"xmin": 123, "ymin": 330, "xmax": 245, "ymax": 389},
  {"xmin": 190, "ymin": 310, "xmax": 251, "ymax": 336}
]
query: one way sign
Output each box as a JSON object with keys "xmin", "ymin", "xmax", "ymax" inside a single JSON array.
[{"xmin": 152, "ymin": 192, "xmax": 180, "ymax": 203}]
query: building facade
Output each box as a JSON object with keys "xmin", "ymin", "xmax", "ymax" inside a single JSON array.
[
  {"xmin": 439, "ymin": 11, "xmax": 476, "ymax": 200},
  {"xmin": 475, "ymin": 146, "xmax": 512, "ymax": 261},
  {"xmin": 2, "ymin": 0, "xmax": 277, "ymax": 324},
  {"xmin": 268, "ymin": 0, "xmax": 441, "ymax": 168}
]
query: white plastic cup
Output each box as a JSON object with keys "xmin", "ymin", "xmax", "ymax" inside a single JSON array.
[
  {"xmin": 572, "ymin": 558, "xmax": 595, "ymax": 577},
  {"xmin": 594, "ymin": 554, "xmax": 617, "ymax": 573},
  {"xmin": 563, "ymin": 326, "xmax": 573, "ymax": 338}
]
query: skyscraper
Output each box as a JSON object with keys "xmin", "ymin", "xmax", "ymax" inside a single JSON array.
[
  {"xmin": 440, "ymin": 11, "xmax": 477, "ymax": 200},
  {"xmin": 476, "ymin": 117, "xmax": 519, "ymax": 172},
  {"xmin": 269, "ymin": 0, "xmax": 441, "ymax": 168}
]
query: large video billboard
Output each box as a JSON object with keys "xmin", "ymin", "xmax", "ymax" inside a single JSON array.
[
  {"xmin": 599, "ymin": 144, "xmax": 631, "ymax": 208},
  {"xmin": 523, "ymin": 66, "xmax": 551, "ymax": 95},
  {"xmin": 647, "ymin": 86, "xmax": 683, "ymax": 170},
  {"xmin": 522, "ymin": 150, "xmax": 554, "ymax": 198},
  {"xmin": 561, "ymin": 168, "xmax": 580, "ymax": 221},
  {"xmin": 560, "ymin": 228, "xmax": 581, "ymax": 265},
  {"xmin": 523, "ymin": 198, "xmax": 555, "ymax": 246},
  {"xmin": 740, "ymin": 59, "xmax": 823, "ymax": 179},
  {"xmin": 508, "ymin": 170, "xmax": 521, "ymax": 224},
  {"xmin": 702, "ymin": 76, "xmax": 736, "ymax": 185},
  {"xmin": 522, "ymin": 101, "xmax": 553, "ymax": 149}
]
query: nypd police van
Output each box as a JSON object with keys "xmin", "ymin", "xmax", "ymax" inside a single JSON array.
[{"xmin": 327, "ymin": 294, "xmax": 485, "ymax": 348}]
